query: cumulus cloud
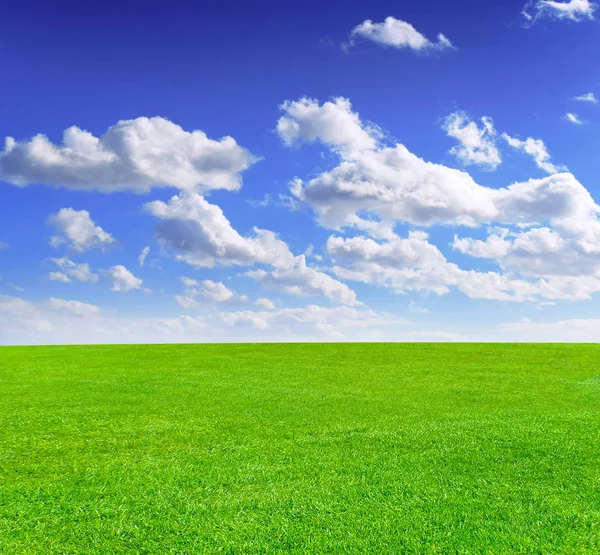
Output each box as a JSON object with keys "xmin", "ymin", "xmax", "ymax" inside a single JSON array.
[
  {"xmin": 146, "ymin": 190, "xmax": 359, "ymax": 305},
  {"xmin": 330, "ymin": 232, "xmax": 600, "ymax": 302},
  {"xmin": 255, "ymin": 298, "xmax": 276, "ymax": 310},
  {"xmin": 443, "ymin": 112, "xmax": 501, "ymax": 170},
  {"xmin": 48, "ymin": 208, "xmax": 115, "ymax": 253},
  {"xmin": 281, "ymin": 97, "xmax": 596, "ymax": 233},
  {"xmin": 245, "ymin": 255, "xmax": 360, "ymax": 306},
  {"xmin": 145, "ymin": 192, "xmax": 294, "ymax": 268},
  {"xmin": 349, "ymin": 16, "xmax": 454, "ymax": 53},
  {"xmin": 0, "ymin": 116, "xmax": 257, "ymax": 193},
  {"xmin": 105, "ymin": 265, "xmax": 145, "ymax": 292},
  {"xmin": 327, "ymin": 230, "xmax": 543, "ymax": 301},
  {"xmin": 51, "ymin": 256, "xmax": 98, "ymax": 283},
  {"xmin": 176, "ymin": 278, "xmax": 248, "ymax": 307},
  {"xmin": 573, "ymin": 92, "xmax": 598, "ymax": 103},
  {"xmin": 523, "ymin": 0, "xmax": 598, "ymax": 22},
  {"xmin": 48, "ymin": 272, "xmax": 71, "ymax": 283},
  {"xmin": 279, "ymin": 96, "xmax": 600, "ymax": 302},
  {"xmin": 277, "ymin": 97, "xmax": 379, "ymax": 157},
  {"xmin": 502, "ymin": 134, "xmax": 564, "ymax": 174},
  {"xmin": 328, "ymin": 231, "xmax": 446, "ymax": 270},
  {"xmin": 565, "ymin": 112, "xmax": 583, "ymax": 124},
  {"xmin": 453, "ymin": 221, "xmax": 600, "ymax": 279}
]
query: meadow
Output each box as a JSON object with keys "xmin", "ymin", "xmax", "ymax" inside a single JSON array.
[{"xmin": 1, "ymin": 343, "xmax": 599, "ymax": 553}]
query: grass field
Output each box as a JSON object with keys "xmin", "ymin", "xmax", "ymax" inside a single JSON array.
[{"xmin": 1, "ymin": 343, "xmax": 600, "ymax": 553}]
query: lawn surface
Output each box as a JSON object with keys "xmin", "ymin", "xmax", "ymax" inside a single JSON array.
[{"xmin": 1, "ymin": 343, "xmax": 600, "ymax": 553}]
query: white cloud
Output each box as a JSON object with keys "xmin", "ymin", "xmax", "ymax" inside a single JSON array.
[
  {"xmin": 138, "ymin": 246, "xmax": 150, "ymax": 267},
  {"xmin": 145, "ymin": 192, "xmax": 294, "ymax": 268},
  {"xmin": 282, "ymin": 98, "xmax": 596, "ymax": 234},
  {"xmin": 280, "ymin": 96, "xmax": 600, "ymax": 303},
  {"xmin": 502, "ymin": 134, "xmax": 563, "ymax": 174},
  {"xmin": 51, "ymin": 256, "xmax": 98, "ymax": 283},
  {"xmin": 255, "ymin": 298, "xmax": 276, "ymax": 310},
  {"xmin": 48, "ymin": 208, "xmax": 115, "ymax": 253},
  {"xmin": 247, "ymin": 193, "xmax": 301, "ymax": 211},
  {"xmin": 220, "ymin": 304, "xmax": 404, "ymax": 337},
  {"xmin": 349, "ymin": 16, "xmax": 454, "ymax": 53},
  {"xmin": 565, "ymin": 112, "xmax": 583, "ymax": 124},
  {"xmin": 277, "ymin": 97, "xmax": 378, "ymax": 157},
  {"xmin": 408, "ymin": 301, "xmax": 429, "ymax": 314},
  {"xmin": 176, "ymin": 279, "xmax": 248, "ymax": 307},
  {"xmin": 200, "ymin": 280, "xmax": 244, "ymax": 303},
  {"xmin": 573, "ymin": 92, "xmax": 598, "ymax": 103},
  {"xmin": 327, "ymin": 231, "xmax": 545, "ymax": 301},
  {"xmin": 523, "ymin": 0, "xmax": 598, "ymax": 22},
  {"xmin": 0, "ymin": 117, "xmax": 257, "ymax": 193},
  {"xmin": 453, "ymin": 223, "xmax": 600, "ymax": 280},
  {"xmin": 105, "ymin": 265, "xmax": 145, "ymax": 292},
  {"xmin": 0, "ymin": 241, "xmax": 8, "ymax": 249},
  {"xmin": 180, "ymin": 276, "xmax": 199, "ymax": 287},
  {"xmin": 46, "ymin": 297, "xmax": 100, "ymax": 316},
  {"xmin": 503, "ymin": 317, "xmax": 600, "ymax": 342},
  {"xmin": 48, "ymin": 272, "xmax": 71, "ymax": 283},
  {"xmin": 145, "ymin": 189, "xmax": 358, "ymax": 306},
  {"xmin": 328, "ymin": 231, "xmax": 446, "ymax": 270},
  {"xmin": 245, "ymin": 255, "xmax": 360, "ymax": 306},
  {"xmin": 443, "ymin": 112, "xmax": 501, "ymax": 170},
  {"xmin": 0, "ymin": 294, "xmax": 101, "ymax": 342},
  {"xmin": 0, "ymin": 294, "xmax": 408, "ymax": 345}
]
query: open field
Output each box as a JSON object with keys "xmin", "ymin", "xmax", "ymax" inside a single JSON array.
[{"xmin": 1, "ymin": 343, "xmax": 600, "ymax": 553}]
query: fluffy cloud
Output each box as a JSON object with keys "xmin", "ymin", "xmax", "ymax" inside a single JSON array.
[
  {"xmin": 0, "ymin": 116, "xmax": 256, "ymax": 193},
  {"xmin": 573, "ymin": 92, "xmax": 598, "ymax": 103},
  {"xmin": 523, "ymin": 0, "xmax": 598, "ymax": 22},
  {"xmin": 330, "ymin": 233, "xmax": 600, "ymax": 302},
  {"xmin": 50, "ymin": 256, "xmax": 98, "ymax": 283},
  {"xmin": 565, "ymin": 112, "xmax": 583, "ymax": 125},
  {"xmin": 277, "ymin": 97, "xmax": 378, "ymax": 157},
  {"xmin": 146, "ymin": 190, "xmax": 359, "ymax": 305},
  {"xmin": 48, "ymin": 272, "xmax": 71, "ymax": 283},
  {"xmin": 281, "ymin": 98, "xmax": 597, "ymax": 233},
  {"xmin": 176, "ymin": 278, "xmax": 248, "ymax": 307},
  {"xmin": 327, "ymin": 230, "xmax": 547, "ymax": 301},
  {"xmin": 443, "ymin": 112, "xmax": 501, "ymax": 170},
  {"xmin": 145, "ymin": 192, "xmax": 294, "ymax": 268},
  {"xmin": 255, "ymin": 298, "xmax": 276, "ymax": 310},
  {"xmin": 328, "ymin": 231, "xmax": 445, "ymax": 270},
  {"xmin": 502, "ymin": 134, "xmax": 563, "ymax": 174},
  {"xmin": 279, "ymin": 96, "xmax": 600, "ymax": 302},
  {"xmin": 453, "ymin": 222, "xmax": 600, "ymax": 279},
  {"xmin": 105, "ymin": 265, "xmax": 145, "ymax": 292},
  {"xmin": 48, "ymin": 208, "xmax": 115, "ymax": 253},
  {"xmin": 245, "ymin": 255, "xmax": 360, "ymax": 306},
  {"xmin": 349, "ymin": 16, "xmax": 454, "ymax": 53}
]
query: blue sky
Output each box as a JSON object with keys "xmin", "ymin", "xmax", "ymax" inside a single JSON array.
[{"xmin": 2, "ymin": 0, "xmax": 600, "ymax": 344}]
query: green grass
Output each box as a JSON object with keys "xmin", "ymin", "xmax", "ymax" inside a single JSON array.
[{"xmin": 1, "ymin": 343, "xmax": 600, "ymax": 553}]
